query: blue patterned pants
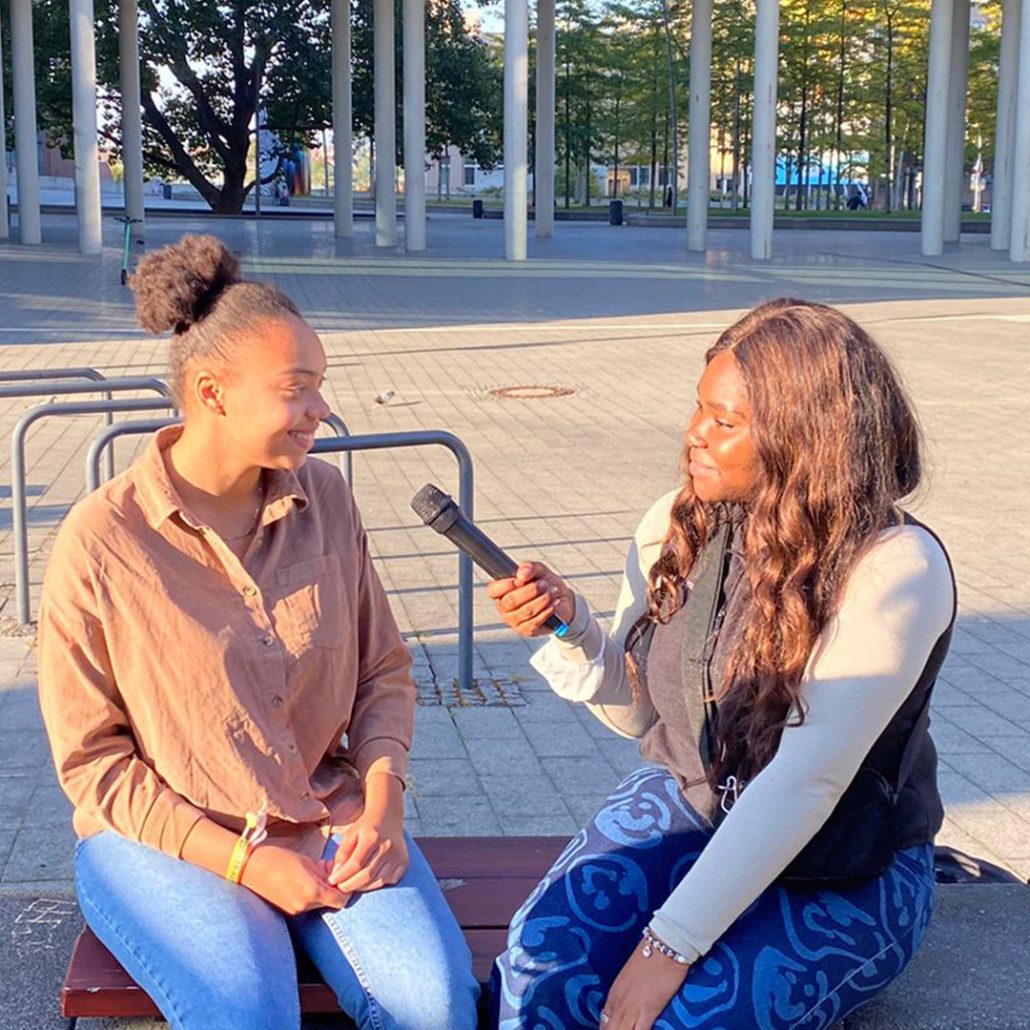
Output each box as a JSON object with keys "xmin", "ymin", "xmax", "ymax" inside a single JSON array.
[{"xmin": 492, "ymin": 767, "xmax": 935, "ymax": 1030}]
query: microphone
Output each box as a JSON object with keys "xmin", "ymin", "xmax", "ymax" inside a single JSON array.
[{"xmin": 411, "ymin": 483, "xmax": 569, "ymax": 637}]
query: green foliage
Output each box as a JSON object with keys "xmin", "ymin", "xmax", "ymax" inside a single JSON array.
[
  {"xmin": 521, "ymin": 0, "xmax": 999, "ymax": 212},
  {"xmin": 1, "ymin": 0, "xmax": 501, "ymax": 212},
  {"xmin": 1, "ymin": 0, "xmax": 1002, "ymax": 214}
]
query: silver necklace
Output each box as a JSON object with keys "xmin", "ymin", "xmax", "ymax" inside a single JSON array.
[{"xmin": 221, "ymin": 482, "xmax": 266, "ymax": 541}]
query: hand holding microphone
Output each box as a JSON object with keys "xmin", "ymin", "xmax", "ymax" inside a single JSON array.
[
  {"xmin": 411, "ymin": 484, "xmax": 574, "ymax": 638},
  {"xmin": 487, "ymin": 561, "xmax": 575, "ymax": 638}
]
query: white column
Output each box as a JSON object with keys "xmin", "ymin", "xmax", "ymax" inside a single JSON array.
[
  {"xmin": 504, "ymin": 0, "xmax": 529, "ymax": 260},
  {"xmin": 11, "ymin": 0, "xmax": 41, "ymax": 245},
  {"xmin": 119, "ymin": 0, "xmax": 144, "ymax": 241},
  {"xmin": 534, "ymin": 0, "xmax": 556, "ymax": 238},
  {"xmin": 750, "ymin": 0, "xmax": 778, "ymax": 261},
  {"xmin": 921, "ymin": 0, "xmax": 954, "ymax": 256},
  {"xmin": 1011, "ymin": 0, "xmax": 1030, "ymax": 260},
  {"xmin": 944, "ymin": 0, "xmax": 970, "ymax": 243},
  {"xmin": 70, "ymin": 0, "xmax": 102, "ymax": 254},
  {"xmin": 403, "ymin": 0, "xmax": 426, "ymax": 251},
  {"xmin": 993, "ymin": 0, "xmax": 1022, "ymax": 249},
  {"xmin": 373, "ymin": 0, "xmax": 397, "ymax": 247},
  {"xmin": 332, "ymin": 0, "xmax": 353, "ymax": 237},
  {"xmin": 0, "ymin": 11, "xmax": 9, "ymax": 241},
  {"xmin": 687, "ymin": 0, "xmax": 712, "ymax": 252}
]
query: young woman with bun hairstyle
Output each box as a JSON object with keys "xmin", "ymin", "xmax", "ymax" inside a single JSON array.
[
  {"xmin": 37, "ymin": 234, "xmax": 478, "ymax": 1030},
  {"xmin": 488, "ymin": 298, "xmax": 956, "ymax": 1029}
]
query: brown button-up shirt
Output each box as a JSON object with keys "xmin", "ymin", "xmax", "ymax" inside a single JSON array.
[{"xmin": 37, "ymin": 426, "xmax": 414, "ymax": 861}]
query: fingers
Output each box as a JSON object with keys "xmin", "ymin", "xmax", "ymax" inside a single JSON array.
[
  {"xmin": 498, "ymin": 580, "xmax": 552, "ymax": 615},
  {"xmin": 333, "ymin": 834, "xmax": 408, "ymax": 893},
  {"xmin": 485, "ymin": 576, "xmax": 518, "ymax": 601},
  {"xmin": 336, "ymin": 854, "xmax": 406, "ymax": 893},
  {"xmin": 315, "ymin": 881, "xmax": 349, "ymax": 910},
  {"xmin": 486, "ymin": 563, "xmax": 551, "ymax": 600},
  {"xmin": 329, "ymin": 829, "xmax": 378, "ymax": 886},
  {"xmin": 514, "ymin": 562, "xmax": 545, "ymax": 585}
]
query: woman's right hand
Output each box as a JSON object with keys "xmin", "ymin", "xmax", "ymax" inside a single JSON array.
[
  {"xmin": 486, "ymin": 562, "xmax": 575, "ymax": 637},
  {"xmin": 241, "ymin": 843, "xmax": 348, "ymax": 914}
]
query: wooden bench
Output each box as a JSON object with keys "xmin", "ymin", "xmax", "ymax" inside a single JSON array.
[
  {"xmin": 61, "ymin": 836, "xmax": 568, "ymax": 1020},
  {"xmin": 60, "ymin": 838, "xmax": 1030, "ymax": 1029}
]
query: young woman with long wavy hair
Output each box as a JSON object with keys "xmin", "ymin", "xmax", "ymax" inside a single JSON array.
[{"xmin": 487, "ymin": 298, "xmax": 955, "ymax": 1030}]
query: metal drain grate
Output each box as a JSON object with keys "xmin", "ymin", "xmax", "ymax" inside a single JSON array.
[{"xmin": 416, "ymin": 677, "xmax": 528, "ymax": 707}]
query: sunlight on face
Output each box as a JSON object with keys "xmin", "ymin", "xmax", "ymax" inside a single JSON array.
[
  {"xmin": 217, "ymin": 315, "xmax": 331, "ymax": 470},
  {"xmin": 683, "ymin": 349, "xmax": 759, "ymax": 504}
]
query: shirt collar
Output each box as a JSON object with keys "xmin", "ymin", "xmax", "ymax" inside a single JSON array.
[{"xmin": 134, "ymin": 424, "xmax": 309, "ymax": 531}]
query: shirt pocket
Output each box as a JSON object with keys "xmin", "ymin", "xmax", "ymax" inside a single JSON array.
[{"xmin": 273, "ymin": 553, "xmax": 349, "ymax": 654}]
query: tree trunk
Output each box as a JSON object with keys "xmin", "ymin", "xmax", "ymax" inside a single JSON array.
[
  {"xmin": 662, "ymin": 108, "xmax": 671, "ymax": 207},
  {"xmin": 834, "ymin": 0, "xmax": 847, "ymax": 208},
  {"xmin": 564, "ymin": 43, "xmax": 572, "ymax": 209},
  {"xmin": 884, "ymin": 13, "xmax": 895, "ymax": 213},
  {"xmin": 732, "ymin": 56, "xmax": 741, "ymax": 211},
  {"xmin": 584, "ymin": 96, "xmax": 592, "ymax": 205},
  {"xmin": 661, "ymin": 0, "xmax": 679, "ymax": 209},
  {"xmin": 650, "ymin": 27, "xmax": 660, "ymax": 209},
  {"xmin": 795, "ymin": 4, "xmax": 811, "ymax": 212},
  {"xmin": 612, "ymin": 86, "xmax": 621, "ymax": 198}
]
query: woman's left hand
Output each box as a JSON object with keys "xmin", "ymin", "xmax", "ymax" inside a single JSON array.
[
  {"xmin": 600, "ymin": 941, "xmax": 689, "ymax": 1029},
  {"xmin": 328, "ymin": 772, "xmax": 409, "ymax": 893}
]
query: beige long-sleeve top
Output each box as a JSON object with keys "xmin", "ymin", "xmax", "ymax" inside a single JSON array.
[
  {"xmin": 532, "ymin": 491, "xmax": 954, "ymax": 963},
  {"xmin": 37, "ymin": 426, "xmax": 415, "ymax": 861}
]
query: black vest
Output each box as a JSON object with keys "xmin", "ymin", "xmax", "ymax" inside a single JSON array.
[{"xmin": 630, "ymin": 514, "xmax": 956, "ymax": 885}]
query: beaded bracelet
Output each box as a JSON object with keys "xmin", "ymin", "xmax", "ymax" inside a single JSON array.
[
  {"xmin": 641, "ymin": 924, "xmax": 690, "ymax": 965},
  {"xmin": 225, "ymin": 800, "xmax": 269, "ymax": 884}
]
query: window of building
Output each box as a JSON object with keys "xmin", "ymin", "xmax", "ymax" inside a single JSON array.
[{"xmin": 463, "ymin": 163, "xmax": 476, "ymax": 187}]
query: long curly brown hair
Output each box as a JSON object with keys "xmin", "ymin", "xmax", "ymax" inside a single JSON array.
[{"xmin": 645, "ymin": 298, "xmax": 922, "ymax": 788}]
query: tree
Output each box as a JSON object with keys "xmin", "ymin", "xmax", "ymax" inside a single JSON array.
[
  {"xmin": 2, "ymin": 0, "xmax": 501, "ymax": 213},
  {"xmin": 556, "ymin": 0, "xmax": 603, "ymax": 206}
]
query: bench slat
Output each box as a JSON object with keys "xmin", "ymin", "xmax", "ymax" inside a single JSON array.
[
  {"xmin": 417, "ymin": 836, "xmax": 567, "ymax": 876},
  {"xmin": 62, "ymin": 926, "xmax": 509, "ymax": 1017}
]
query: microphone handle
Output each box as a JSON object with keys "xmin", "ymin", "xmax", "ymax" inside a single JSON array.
[{"xmin": 442, "ymin": 515, "xmax": 569, "ymax": 637}]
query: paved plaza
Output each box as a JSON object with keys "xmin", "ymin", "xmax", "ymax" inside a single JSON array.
[{"xmin": 1, "ymin": 213, "xmax": 1029, "ymax": 1027}]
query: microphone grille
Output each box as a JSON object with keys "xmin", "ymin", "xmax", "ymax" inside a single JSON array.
[{"xmin": 411, "ymin": 483, "xmax": 453, "ymax": 525}]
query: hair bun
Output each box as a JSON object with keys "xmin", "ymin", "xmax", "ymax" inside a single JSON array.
[{"xmin": 130, "ymin": 234, "xmax": 241, "ymax": 334}]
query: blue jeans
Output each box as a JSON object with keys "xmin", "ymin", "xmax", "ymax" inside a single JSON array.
[
  {"xmin": 76, "ymin": 830, "xmax": 479, "ymax": 1030},
  {"xmin": 493, "ymin": 767, "xmax": 936, "ymax": 1030}
]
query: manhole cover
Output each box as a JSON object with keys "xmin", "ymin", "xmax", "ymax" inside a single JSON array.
[{"xmin": 489, "ymin": 385, "xmax": 575, "ymax": 400}]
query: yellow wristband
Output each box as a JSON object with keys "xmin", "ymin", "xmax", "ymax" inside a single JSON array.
[
  {"xmin": 225, "ymin": 800, "xmax": 269, "ymax": 885},
  {"xmin": 225, "ymin": 835, "xmax": 252, "ymax": 884}
]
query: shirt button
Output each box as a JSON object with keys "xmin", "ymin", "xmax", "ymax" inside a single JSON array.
[
  {"xmin": 243, "ymin": 586, "xmax": 257, "ymax": 597},
  {"xmin": 286, "ymin": 743, "xmax": 298, "ymax": 755},
  {"xmin": 271, "ymin": 695, "xmax": 284, "ymax": 708},
  {"xmin": 300, "ymin": 790, "xmax": 311, "ymax": 799},
  {"xmin": 261, "ymin": 635, "xmax": 275, "ymax": 647}
]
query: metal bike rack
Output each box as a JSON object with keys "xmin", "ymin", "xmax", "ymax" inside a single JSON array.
[
  {"xmin": 321, "ymin": 413, "xmax": 353, "ymax": 485},
  {"xmin": 0, "ymin": 367, "xmax": 117, "ymax": 478},
  {"xmin": 2, "ymin": 376, "xmax": 172, "ymax": 484},
  {"xmin": 0, "ymin": 376, "xmax": 171, "ymax": 402},
  {"xmin": 85, "ymin": 418, "xmax": 179, "ymax": 492},
  {"xmin": 11, "ymin": 396, "xmax": 177, "ymax": 625},
  {"xmin": 0, "ymin": 368, "xmax": 108, "ymax": 385},
  {"xmin": 86, "ymin": 412, "xmax": 355, "ymax": 493},
  {"xmin": 311, "ymin": 431, "xmax": 475, "ymax": 693}
]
